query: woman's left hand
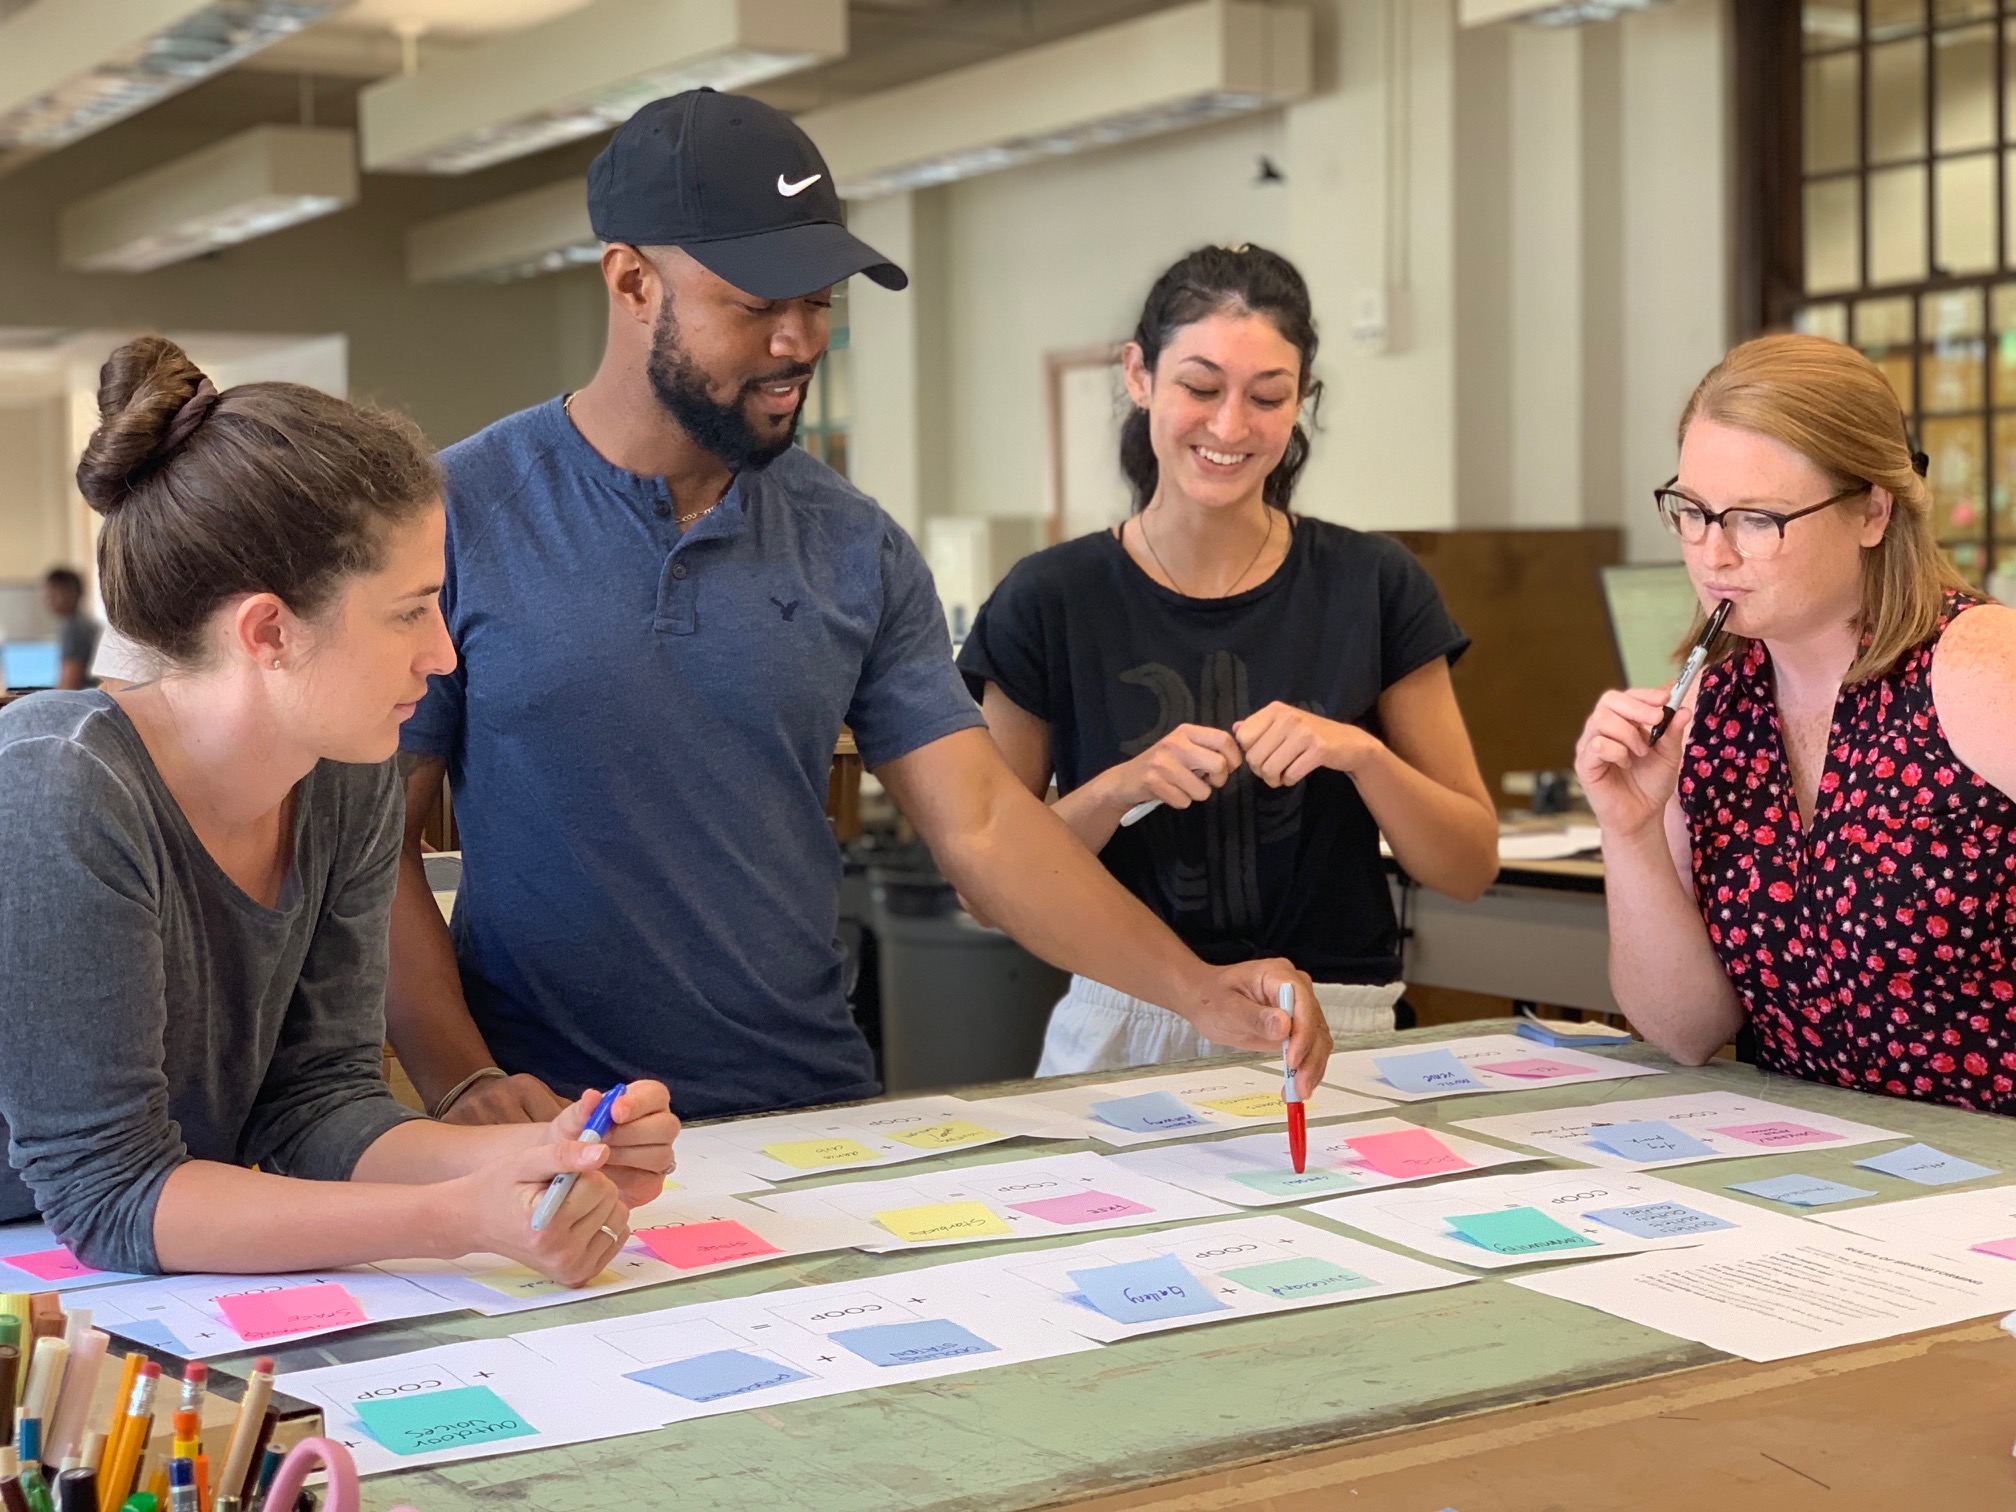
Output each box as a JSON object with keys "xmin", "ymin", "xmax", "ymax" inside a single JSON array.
[
  {"xmin": 1233, "ymin": 703, "xmax": 1376, "ymax": 788},
  {"xmin": 551, "ymin": 1082, "xmax": 680, "ymax": 1207}
]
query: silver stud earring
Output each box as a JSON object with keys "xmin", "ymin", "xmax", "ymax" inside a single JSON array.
[{"xmin": 270, "ymin": 660, "xmax": 282, "ymax": 670}]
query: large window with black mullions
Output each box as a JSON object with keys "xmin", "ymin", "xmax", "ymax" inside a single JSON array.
[{"xmin": 1782, "ymin": 0, "xmax": 2016, "ymax": 585}]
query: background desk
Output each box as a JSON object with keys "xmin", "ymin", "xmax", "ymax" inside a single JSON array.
[{"xmin": 242, "ymin": 1023, "xmax": 2016, "ymax": 1511}]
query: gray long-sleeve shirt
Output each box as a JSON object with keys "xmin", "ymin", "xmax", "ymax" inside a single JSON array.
[{"xmin": 0, "ymin": 692, "xmax": 422, "ymax": 1272}]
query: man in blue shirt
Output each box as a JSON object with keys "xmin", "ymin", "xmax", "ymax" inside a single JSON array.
[{"xmin": 389, "ymin": 89, "xmax": 1327, "ymax": 1126}]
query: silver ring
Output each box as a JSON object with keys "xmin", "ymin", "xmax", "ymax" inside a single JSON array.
[{"xmin": 598, "ymin": 1225, "xmax": 622, "ymax": 1247}]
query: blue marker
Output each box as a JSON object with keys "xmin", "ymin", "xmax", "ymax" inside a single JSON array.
[{"xmin": 529, "ymin": 1083, "xmax": 627, "ymax": 1233}]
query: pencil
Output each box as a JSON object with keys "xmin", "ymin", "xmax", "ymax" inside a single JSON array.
[
  {"xmin": 231, "ymin": 1413, "xmax": 273, "ymax": 1508},
  {"xmin": 19, "ymin": 1341, "xmax": 66, "ymax": 1432},
  {"xmin": 0, "ymin": 1446, "xmax": 26, "ymax": 1512},
  {"xmin": 93, "ymin": 1364, "xmax": 155, "ymax": 1512},
  {"xmin": 209, "ymin": 1361, "xmax": 268, "ymax": 1512},
  {"xmin": 0, "ymin": 1346, "xmax": 19, "ymax": 1424}
]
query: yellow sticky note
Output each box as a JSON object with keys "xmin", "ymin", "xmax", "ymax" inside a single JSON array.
[
  {"xmin": 472, "ymin": 1265, "xmax": 618, "ymax": 1300},
  {"xmin": 761, "ymin": 1137, "xmax": 882, "ymax": 1171},
  {"xmin": 873, "ymin": 1201, "xmax": 1015, "ymax": 1243},
  {"xmin": 884, "ymin": 1120, "xmax": 1002, "ymax": 1151},
  {"xmin": 1198, "ymin": 1092, "xmax": 1285, "ymax": 1119}
]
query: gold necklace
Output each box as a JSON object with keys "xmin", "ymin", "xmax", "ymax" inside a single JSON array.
[
  {"xmin": 564, "ymin": 390, "xmax": 727, "ymax": 526},
  {"xmin": 1138, "ymin": 506, "xmax": 1276, "ymax": 598}
]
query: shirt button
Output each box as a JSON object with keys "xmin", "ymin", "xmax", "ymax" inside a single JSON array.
[
  {"xmin": 671, "ymin": 562, "xmax": 688, "ymax": 579},
  {"xmin": 654, "ymin": 500, "xmax": 671, "ymax": 518}
]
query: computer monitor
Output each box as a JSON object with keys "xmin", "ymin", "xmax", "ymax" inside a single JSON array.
[
  {"xmin": 1598, "ymin": 564, "xmax": 1702, "ymax": 691},
  {"xmin": 1, "ymin": 641, "xmax": 61, "ymax": 691}
]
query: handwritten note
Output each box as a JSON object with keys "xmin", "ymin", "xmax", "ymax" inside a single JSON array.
[
  {"xmin": 1068, "ymin": 1254, "xmax": 1230, "ymax": 1325},
  {"xmin": 1006, "ymin": 1191, "xmax": 1154, "ymax": 1226},
  {"xmin": 873, "ymin": 1201, "xmax": 1014, "ymax": 1244},
  {"xmin": 635, "ymin": 1220, "xmax": 782, "ymax": 1270},
  {"xmin": 1708, "ymin": 1121, "xmax": 1842, "ymax": 1149},
  {"xmin": 1088, "ymin": 1091, "xmax": 1212, "ymax": 1134},
  {"xmin": 1584, "ymin": 1121, "xmax": 1717, "ymax": 1162},
  {"xmin": 1222, "ymin": 1257, "xmax": 1375, "ymax": 1300},
  {"xmin": 1445, "ymin": 1207, "xmax": 1599, "ymax": 1257},
  {"xmin": 882, "ymin": 1120, "xmax": 1002, "ymax": 1151},
  {"xmin": 1480, "ymin": 1058, "xmax": 1590, "ymax": 1081},
  {"xmin": 761, "ymin": 1138, "xmax": 882, "ymax": 1171},
  {"xmin": 217, "ymin": 1282, "xmax": 367, "ymax": 1343},
  {"xmin": 1586, "ymin": 1201, "xmax": 1735, "ymax": 1239},
  {"xmin": 1854, "ymin": 1144, "xmax": 1998, "ymax": 1186},
  {"xmin": 626, "ymin": 1350, "xmax": 811, "ymax": 1403},
  {"xmin": 355, "ymin": 1385, "xmax": 537, "ymax": 1457},
  {"xmin": 1371, "ymin": 1049, "xmax": 1488, "ymax": 1096},
  {"xmin": 1230, "ymin": 1168, "xmax": 1361, "ymax": 1198},
  {"xmin": 1727, "ymin": 1174, "xmax": 1877, "ymax": 1207},
  {"xmin": 468, "ymin": 1266, "xmax": 617, "ymax": 1301},
  {"xmin": 2, "ymin": 1247, "xmax": 101, "ymax": 1283},
  {"xmin": 1343, "ymin": 1127, "xmax": 1472, "ymax": 1179},
  {"xmin": 830, "ymin": 1318, "xmax": 1000, "ymax": 1367},
  {"xmin": 1195, "ymin": 1092, "xmax": 1286, "ymax": 1120}
]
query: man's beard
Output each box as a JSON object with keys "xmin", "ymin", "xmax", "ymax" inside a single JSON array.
[{"xmin": 646, "ymin": 300, "xmax": 811, "ymax": 473}]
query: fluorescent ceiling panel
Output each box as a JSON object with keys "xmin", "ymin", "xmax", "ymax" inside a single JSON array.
[
  {"xmin": 0, "ymin": 0, "xmax": 344, "ymax": 149},
  {"xmin": 799, "ymin": 0, "xmax": 1311, "ymax": 202},
  {"xmin": 1459, "ymin": 0, "xmax": 1670, "ymax": 24},
  {"xmin": 358, "ymin": 0, "xmax": 846, "ymax": 175},
  {"xmin": 61, "ymin": 125, "xmax": 358, "ymax": 273},
  {"xmin": 406, "ymin": 179, "xmax": 598, "ymax": 283}
]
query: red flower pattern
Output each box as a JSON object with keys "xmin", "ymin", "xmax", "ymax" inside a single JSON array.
[{"xmin": 1680, "ymin": 595, "xmax": 2016, "ymax": 1114}]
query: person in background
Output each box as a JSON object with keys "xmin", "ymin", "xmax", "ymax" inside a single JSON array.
[
  {"xmin": 0, "ymin": 335, "xmax": 677, "ymax": 1278},
  {"xmin": 1576, "ymin": 333, "xmax": 2016, "ymax": 1112},
  {"xmin": 43, "ymin": 567, "xmax": 100, "ymax": 690},
  {"xmin": 958, "ymin": 245, "xmax": 1499, "ymax": 1075},
  {"xmin": 387, "ymin": 92, "xmax": 1329, "ymax": 1129}
]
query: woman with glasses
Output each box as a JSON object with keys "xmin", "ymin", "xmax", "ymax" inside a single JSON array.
[{"xmin": 1575, "ymin": 333, "xmax": 2016, "ymax": 1112}]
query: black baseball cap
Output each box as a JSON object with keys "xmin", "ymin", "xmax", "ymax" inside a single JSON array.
[{"xmin": 587, "ymin": 89, "xmax": 907, "ymax": 300}]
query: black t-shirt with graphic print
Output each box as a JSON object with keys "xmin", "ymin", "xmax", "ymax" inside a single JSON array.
[{"xmin": 957, "ymin": 517, "xmax": 1468, "ymax": 984}]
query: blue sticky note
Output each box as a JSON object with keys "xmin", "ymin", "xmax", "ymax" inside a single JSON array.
[
  {"xmin": 1445, "ymin": 1207, "xmax": 1601, "ymax": 1256},
  {"xmin": 1067, "ymin": 1253, "xmax": 1232, "ymax": 1324},
  {"xmin": 626, "ymin": 1350, "xmax": 812, "ymax": 1404},
  {"xmin": 1728, "ymin": 1174, "xmax": 1878, "ymax": 1207},
  {"xmin": 1854, "ymin": 1143, "xmax": 1998, "ymax": 1186},
  {"xmin": 354, "ymin": 1386, "xmax": 537, "ymax": 1458},
  {"xmin": 1088, "ymin": 1089, "xmax": 1212, "ymax": 1133},
  {"xmin": 1584, "ymin": 1120, "xmax": 1717, "ymax": 1162},
  {"xmin": 1371, "ymin": 1048, "xmax": 1488, "ymax": 1095},
  {"xmin": 829, "ymin": 1318, "xmax": 1000, "ymax": 1367},
  {"xmin": 1585, "ymin": 1201, "xmax": 1736, "ymax": 1239}
]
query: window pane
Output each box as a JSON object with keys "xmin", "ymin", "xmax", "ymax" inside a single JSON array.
[
  {"xmin": 1994, "ymin": 413, "xmax": 2016, "ymax": 531},
  {"xmin": 1871, "ymin": 39, "xmax": 1929, "ymax": 162},
  {"xmin": 1935, "ymin": 0, "xmax": 1996, "ymax": 19},
  {"xmin": 1870, "ymin": 0, "xmax": 1928, "ymax": 38},
  {"xmin": 1807, "ymin": 177, "xmax": 1863, "ymax": 293},
  {"xmin": 1935, "ymin": 24, "xmax": 1997, "ymax": 152},
  {"xmin": 1805, "ymin": 52, "xmax": 1861, "ymax": 172},
  {"xmin": 1993, "ymin": 284, "xmax": 2016, "ymax": 404},
  {"xmin": 1805, "ymin": 1, "xmax": 1860, "ymax": 48},
  {"xmin": 1795, "ymin": 302, "xmax": 1851, "ymax": 342},
  {"xmin": 1870, "ymin": 164, "xmax": 1930, "ymax": 282},
  {"xmin": 1856, "ymin": 294, "xmax": 1918, "ymax": 408},
  {"xmin": 1936, "ymin": 154, "xmax": 1999, "ymax": 273},
  {"xmin": 1922, "ymin": 288, "xmax": 1986, "ymax": 409},
  {"xmin": 1947, "ymin": 540, "xmax": 1985, "ymax": 586},
  {"xmin": 1925, "ymin": 415, "xmax": 1987, "ymax": 535}
]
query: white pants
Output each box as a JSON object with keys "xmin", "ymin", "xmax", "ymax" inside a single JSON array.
[{"xmin": 1035, "ymin": 975, "xmax": 1406, "ymax": 1078}]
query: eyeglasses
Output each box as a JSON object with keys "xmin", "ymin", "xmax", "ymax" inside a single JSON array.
[{"xmin": 1652, "ymin": 477, "xmax": 1870, "ymax": 561}]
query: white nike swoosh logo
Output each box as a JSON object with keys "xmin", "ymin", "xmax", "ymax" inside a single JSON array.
[{"xmin": 777, "ymin": 172, "xmax": 822, "ymax": 197}]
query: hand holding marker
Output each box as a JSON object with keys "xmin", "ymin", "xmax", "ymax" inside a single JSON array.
[
  {"xmin": 1648, "ymin": 599, "xmax": 1732, "ymax": 745},
  {"xmin": 1280, "ymin": 983, "xmax": 1307, "ymax": 1174},
  {"xmin": 531, "ymin": 1083, "xmax": 627, "ymax": 1233},
  {"xmin": 1120, "ymin": 727, "xmax": 1248, "ymax": 828}
]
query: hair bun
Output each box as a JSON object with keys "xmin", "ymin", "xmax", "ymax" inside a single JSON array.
[{"xmin": 75, "ymin": 335, "xmax": 215, "ymax": 515}]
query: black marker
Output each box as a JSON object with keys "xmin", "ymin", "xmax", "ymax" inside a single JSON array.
[{"xmin": 1649, "ymin": 599, "xmax": 1733, "ymax": 745}]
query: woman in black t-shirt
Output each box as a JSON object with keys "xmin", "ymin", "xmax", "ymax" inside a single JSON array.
[{"xmin": 959, "ymin": 245, "xmax": 1499, "ymax": 1074}]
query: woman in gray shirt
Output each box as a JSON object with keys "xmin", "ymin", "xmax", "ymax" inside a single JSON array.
[{"xmin": 0, "ymin": 336, "xmax": 676, "ymax": 1280}]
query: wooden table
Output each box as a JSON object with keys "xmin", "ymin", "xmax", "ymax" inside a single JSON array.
[{"xmin": 239, "ymin": 1025, "xmax": 2016, "ymax": 1511}]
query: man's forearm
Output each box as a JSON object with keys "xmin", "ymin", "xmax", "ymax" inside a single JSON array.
[{"xmin": 386, "ymin": 845, "xmax": 499, "ymax": 1109}]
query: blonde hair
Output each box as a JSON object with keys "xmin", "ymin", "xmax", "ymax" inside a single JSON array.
[{"xmin": 1674, "ymin": 333, "xmax": 1975, "ymax": 685}]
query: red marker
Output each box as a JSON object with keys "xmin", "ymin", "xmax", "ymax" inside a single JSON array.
[{"xmin": 1279, "ymin": 983, "xmax": 1307, "ymax": 1174}]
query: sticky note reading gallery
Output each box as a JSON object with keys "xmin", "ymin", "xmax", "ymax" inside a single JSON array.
[
  {"xmin": 355, "ymin": 1385, "xmax": 537, "ymax": 1457},
  {"xmin": 217, "ymin": 1282, "xmax": 367, "ymax": 1343}
]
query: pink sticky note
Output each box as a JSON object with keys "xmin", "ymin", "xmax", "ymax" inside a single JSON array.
[
  {"xmin": 1708, "ymin": 1121, "xmax": 1842, "ymax": 1148},
  {"xmin": 3, "ymin": 1247, "xmax": 102, "ymax": 1282},
  {"xmin": 1007, "ymin": 1190, "xmax": 1155, "ymax": 1225},
  {"xmin": 217, "ymin": 1282, "xmax": 367, "ymax": 1343},
  {"xmin": 1342, "ymin": 1128, "xmax": 1471, "ymax": 1178},
  {"xmin": 635, "ymin": 1220, "xmax": 782, "ymax": 1270},
  {"xmin": 1970, "ymin": 1237, "xmax": 2016, "ymax": 1261},
  {"xmin": 1481, "ymin": 1058, "xmax": 1588, "ymax": 1081}
]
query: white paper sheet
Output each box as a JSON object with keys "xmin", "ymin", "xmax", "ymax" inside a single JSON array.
[
  {"xmin": 1307, "ymin": 1169, "xmax": 1801, "ymax": 1269},
  {"xmin": 0, "ymin": 1221, "xmax": 146, "ymax": 1293},
  {"xmin": 1497, "ymin": 825, "xmax": 1603, "ymax": 862},
  {"xmin": 938, "ymin": 1214, "xmax": 1472, "ymax": 1342},
  {"xmin": 1107, "ymin": 1117, "xmax": 1537, "ymax": 1206},
  {"xmin": 979, "ymin": 1065, "xmax": 1391, "ymax": 1147},
  {"xmin": 656, "ymin": 1150, "xmax": 776, "ymax": 1197},
  {"xmin": 752, "ymin": 1150, "xmax": 1235, "ymax": 1250},
  {"xmin": 92, "ymin": 1269, "xmax": 455, "ymax": 1356},
  {"xmin": 1807, "ymin": 1183, "xmax": 2016, "ymax": 1260},
  {"xmin": 674, "ymin": 1094, "xmax": 1058, "ymax": 1182},
  {"xmin": 1455, "ymin": 1089, "xmax": 1904, "ymax": 1170},
  {"xmin": 1509, "ymin": 1227, "xmax": 2016, "ymax": 1361},
  {"xmin": 1320, "ymin": 1035, "xmax": 1665, "ymax": 1103}
]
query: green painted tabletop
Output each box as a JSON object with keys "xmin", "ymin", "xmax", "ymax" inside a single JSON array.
[{"xmin": 244, "ymin": 1023, "xmax": 2016, "ymax": 1511}]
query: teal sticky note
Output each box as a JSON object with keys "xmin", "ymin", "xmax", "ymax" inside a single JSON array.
[
  {"xmin": 1445, "ymin": 1206, "xmax": 1601, "ymax": 1257},
  {"xmin": 1222, "ymin": 1257, "xmax": 1376, "ymax": 1300},
  {"xmin": 1230, "ymin": 1167, "xmax": 1361, "ymax": 1198},
  {"xmin": 354, "ymin": 1385, "xmax": 537, "ymax": 1458},
  {"xmin": 1088, "ymin": 1090, "xmax": 1212, "ymax": 1133},
  {"xmin": 1068, "ymin": 1253, "xmax": 1230, "ymax": 1324}
]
